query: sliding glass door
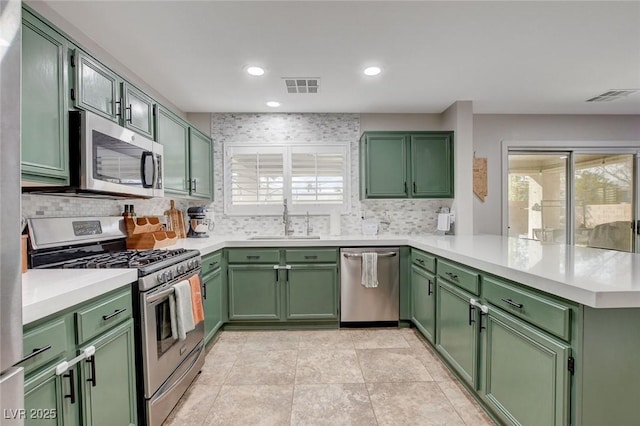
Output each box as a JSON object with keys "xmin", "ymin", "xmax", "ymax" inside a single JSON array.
[{"xmin": 507, "ymin": 150, "xmax": 639, "ymax": 253}]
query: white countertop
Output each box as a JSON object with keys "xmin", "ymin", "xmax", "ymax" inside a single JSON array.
[{"xmin": 22, "ymin": 234, "xmax": 640, "ymax": 324}]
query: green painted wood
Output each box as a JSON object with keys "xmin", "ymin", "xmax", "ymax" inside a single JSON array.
[
  {"xmin": 411, "ymin": 249, "xmax": 436, "ymax": 273},
  {"xmin": 363, "ymin": 133, "xmax": 408, "ymax": 198},
  {"xmin": 286, "ymin": 265, "xmax": 338, "ymax": 320},
  {"xmin": 79, "ymin": 320, "xmax": 137, "ymax": 426},
  {"xmin": 24, "ymin": 366, "xmax": 78, "ymax": 426},
  {"xmin": 189, "ymin": 127, "xmax": 213, "ymax": 200},
  {"xmin": 75, "ymin": 288, "xmax": 132, "ymax": 345},
  {"xmin": 399, "ymin": 246, "xmax": 411, "ymax": 320},
  {"xmin": 203, "ymin": 268, "xmax": 223, "ymax": 345},
  {"xmin": 437, "ymin": 259, "xmax": 480, "ymax": 296},
  {"xmin": 21, "ymin": 11, "xmax": 69, "ymax": 184},
  {"xmin": 482, "ymin": 307, "xmax": 570, "ymax": 426},
  {"xmin": 435, "ymin": 280, "xmax": 478, "ymax": 388},
  {"xmin": 483, "ymin": 276, "xmax": 572, "ymax": 341},
  {"xmin": 410, "ymin": 133, "xmax": 454, "ymax": 198},
  {"xmin": 227, "ymin": 249, "xmax": 280, "ymax": 264},
  {"xmin": 411, "ymin": 265, "xmax": 436, "ymax": 344},
  {"xmin": 22, "ymin": 318, "xmax": 69, "ymax": 376},
  {"xmin": 228, "ymin": 265, "xmax": 280, "ymax": 321},
  {"xmin": 73, "ymin": 50, "xmax": 119, "ymax": 121},
  {"xmin": 122, "ymin": 82, "xmax": 154, "ymax": 139},
  {"xmin": 284, "ymin": 248, "xmax": 338, "ymax": 263},
  {"xmin": 155, "ymin": 104, "xmax": 190, "ymax": 196},
  {"xmin": 201, "ymin": 251, "xmax": 223, "ymax": 276}
]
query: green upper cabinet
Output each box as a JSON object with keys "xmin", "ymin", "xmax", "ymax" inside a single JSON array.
[
  {"xmin": 410, "ymin": 133, "xmax": 454, "ymax": 198},
  {"xmin": 21, "ymin": 11, "xmax": 70, "ymax": 185},
  {"xmin": 155, "ymin": 105, "xmax": 190, "ymax": 196},
  {"xmin": 72, "ymin": 50, "xmax": 119, "ymax": 121},
  {"xmin": 122, "ymin": 82, "xmax": 154, "ymax": 139},
  {"xmin": 360, "ymin": 131, "xmax": 454, "ymax": 199},
  {"xmin": 189, "ymin": 127, "xmax": 214, "ymax": 200}
]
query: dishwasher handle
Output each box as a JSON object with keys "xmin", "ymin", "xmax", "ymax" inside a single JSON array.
[{"xmin": 343, "ymin": 252, "xmax": 397, "ymax": 259}]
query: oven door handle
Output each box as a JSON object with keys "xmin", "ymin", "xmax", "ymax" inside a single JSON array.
[{"xmin": 147, "ymin": 287, "xmax": 175, "ymax": 304}]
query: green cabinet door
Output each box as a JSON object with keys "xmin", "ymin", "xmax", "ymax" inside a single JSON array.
[
  {"xmin": 435, "ymin": 280, "xmax": 478, "ymax": 388},
  {"xmin": 72, "ymin": 50, "xmax": 119, "ymax": 121},
  {"xmin": 189, "ymin": 128, "xmax": 213, "ymax": 200},
  {"xmin": 286, "ymin": 265, "xmax": 338, "ymax": 320},
  {"xmin": 411, "ymin": 265, "xmax": 436, "ymax": 343},
  {"xmin": 21, "ymin": 11, "xmax": 69, "ymax": 185},
  {"xmin": 122, "ymin": 82, "xmax": 154, "ymax": 139},
  {"xmin": 362, "ymin": 133, "xmax": 408, "ymax": 198},
  {"xmin": 228, "ymin": 265, "xmax": 280, "ymax": 321},
  {"xmin": 24, "ymin": 366, "xmax": 78, "ymax": 426},
  {"xmin": 482, "ymin": 307, "xmax": 570, "ymax": 426},
  {"xmin": 79, "ymin": 320, "xmax": 137, "ymax": 426},
  {"xmin": 155, "ymin": 105, "xmax": 190, "ymax": 196},
  {"xmin": 203, "ymin": 268, "xmax": 223, "ymax": 345},
  {"xmin": 410, "ymin": 133, "xmax": 454, "ymax": 198}
]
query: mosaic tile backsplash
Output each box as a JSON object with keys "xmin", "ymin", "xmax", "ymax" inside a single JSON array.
[{"xmin": 21, "ymin": 113, "xmax": 452, "ymax": 235}]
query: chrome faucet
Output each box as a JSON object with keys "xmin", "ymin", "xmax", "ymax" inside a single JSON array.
[
  {"xmin": 305, "ymin": 211, "xmax": 313, "ymax": 236},
  {"xmin": 283, "ymin": 199, "xmax": 293, "ymax": 236}
]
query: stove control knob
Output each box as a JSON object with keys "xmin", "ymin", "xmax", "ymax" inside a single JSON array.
[
  {"xmin": 163, "ymin": 271, "xmax": 171, "ymax": 282},
  {"xmin": 188, "ymin": 260, "xmax": 196, "ymax": 269},
  {"xmin": 167, "ymin": 270, "xmax": 175, "ymax": 280},
  {"xmin": 157, "ymin": 273, "xmax": 165, "ymax": 284},
  {"xmin": 177, "ymin": 265, "xmax": 186, "ymax": 274}
]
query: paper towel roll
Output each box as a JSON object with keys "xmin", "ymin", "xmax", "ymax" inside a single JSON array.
[
  {"xmin": 437, "ymin": 213, "xmax": 451, "ymax": 232},
  {"xmin": 330, "ymin": 211, "xmax": 341, "ymax": 236}
]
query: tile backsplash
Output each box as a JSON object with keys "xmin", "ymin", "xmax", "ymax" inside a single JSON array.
[{"xmin": 21, "ymin": 113, "xmax": 452, "ymax": 236}]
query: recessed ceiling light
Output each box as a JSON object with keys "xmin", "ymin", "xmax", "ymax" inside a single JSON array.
[
  {"xmin": 246, "ymin": 66, "xmax": 265, "ymax": 76},
  {"xmin": 363, "ymin": 66, "xmax": 381, "ymax": 76},
  {"xmin": 266, "ymin": 101, "xmax": 280, "ymax": 107}
]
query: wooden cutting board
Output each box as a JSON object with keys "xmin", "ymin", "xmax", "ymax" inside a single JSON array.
[{"xmin": 164, "ymin": 200, "xmax": 186, "ymax": 238}]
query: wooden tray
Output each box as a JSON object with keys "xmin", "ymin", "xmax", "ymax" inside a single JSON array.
[
  {"xmin": 125, "ymin": 216, "xmax": 165, "ymax": 236},
  {"xmin": 126, "ymin": 231, "xmax": 178, "ymax": 250}
]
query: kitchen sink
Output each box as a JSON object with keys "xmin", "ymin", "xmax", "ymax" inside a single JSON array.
[{"xmin": 248, "ymin": 235, "xmax": 321, "ymax": 240}]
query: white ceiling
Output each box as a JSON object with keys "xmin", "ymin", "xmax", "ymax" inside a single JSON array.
[{"xmin": 42, "ymin": 1, "xmax": 640, "ymax": 115}]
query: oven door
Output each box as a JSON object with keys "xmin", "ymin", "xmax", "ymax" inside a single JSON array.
[{"xmin": 141, "ymin": 272, "xmax": 204, "ymax": 398}]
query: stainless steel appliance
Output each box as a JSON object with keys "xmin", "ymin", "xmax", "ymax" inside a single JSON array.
[
  {"xmin": 340, "ymin": 247, "xmax": 400, "ymax": 323},
  {"xmin": 28, "ymin": 216, "xmax": 204, "ymax": 426},
  {"xmin": 186, "ymin": 206, "xmax": 212, "ymax": 238},
  {"xmin": 0, "ymin": 1, "xmax": 24, "ymax": 423}
]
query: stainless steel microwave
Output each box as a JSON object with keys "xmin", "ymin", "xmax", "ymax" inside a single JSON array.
[{"xmin": 69, "ymin": 110, "xmax": 164, "ymax": 198}]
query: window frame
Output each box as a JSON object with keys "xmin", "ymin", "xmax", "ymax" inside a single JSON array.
[{"xmin": 223, "ymin": 141, "xmax": 351, "ymax": 216}]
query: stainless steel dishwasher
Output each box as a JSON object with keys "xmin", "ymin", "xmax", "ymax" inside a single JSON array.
[{"xmin": 340, "ymin": 247, "xmax": 400, "ymax": 323}]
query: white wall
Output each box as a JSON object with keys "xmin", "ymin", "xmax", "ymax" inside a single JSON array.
[
  {"xmin": 360, "ymin": 114, "xmax": 442, "ymax": 131},
  {"xmin": 473, "ymin": 114, "xmax": 640, "ymax": 235},
  {"xmin": 186, "ymin": 113, "xmax": 211, "ymax": 135}
]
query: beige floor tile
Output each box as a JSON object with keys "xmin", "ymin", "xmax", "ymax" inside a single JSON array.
[
  {"xmin": 225, "ymin": 350, "xmax": 297, "ymax": 385},
  {"xmin": 210, "ymin": 340, "xmax": 245, "ymax": 355},
  {"xmin": 298, "ymin": 329, "xmax": 355, "ymax": 349},
  {"xmin": 438, "ymin": 381, "xmax": 496, "ymax": 425},
  {"xmin": 350, "ymin": 329, "xmax": 411, "ymax": 349},
  {"xmin": 197, "ymin": 360, "xmax": 234, "ymax": 386},
  {"xmin": 243, "ymin": 330, "xmax": 301, "ymax": 351},
  {"xmin": 163, "ymin": 383, "xmax": 221, "ymax": 426},
  {"xmin": 413, "ymin": 346, "xmax": 455, "ymax": 382},
  {"xmin": 295, "ymin": 349, "xmax": 364, "ymax": 384},
  {"xmin": 367, "ymin": 382, "xmax": 465, "ymax": 425},
  {"xmin": 357, "ymin": 348, "xmax": 433, "ymax": 383},
  {"xmin": 291, "ymin": 383, "xmax": 377, "ymax": 425},
  {"xmin": 203, "ymin": 384, "xmax": 293, "ymax": 426},
  {"xmin": 216, "ymin": 331, "xmax": 251, "ymax": 343}
]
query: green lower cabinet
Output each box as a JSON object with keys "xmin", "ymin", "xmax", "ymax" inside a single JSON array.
[
  {"xmin": 203, "ymin": 268, "xmax": 223, "ymax": 344},
  {"xmin": 435, "ymin": 280, "xmax": 478, "ymax": 388},
  {"xmin": 24, "ymin": 366, "xmax": 77, "ymax": 426},
  {"xmin": 228, "ymin": 265, "xmax": 280, "ymax": 321},
  {"xmin": 79, "ymin": 320, "xmax": 137, "ymax": 426},
  {"xmin": 481, "ymin": 306, "xmax": 570, "ymax": 426},
  {"xmin": 286, "ymin": 265, "xmax": 338, "ymax": 320},
  {"xmin": 410, "ymin": 265, "xmax": 436, "ymax": 343}
]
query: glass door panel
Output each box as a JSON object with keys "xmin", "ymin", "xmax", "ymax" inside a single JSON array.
[
  {"xmin": 508, "ymin": 154, "xmax": 568, "ymax": 242},
  {"xmin": 575, "ymin": 154, "xmax": 634, "ymax": 252}
]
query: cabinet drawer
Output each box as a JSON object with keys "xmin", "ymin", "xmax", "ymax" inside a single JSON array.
[
  {"xmin": 285, "ymin": 249, "xmax": 337, "ymax": 263},
  {"xmin": 483, "ymin": 277, "xmax": 571, "ymax": 341},
  {"xmin": 22, "ymin": 318, "xmax": 69, "ymax": 375},
  {"xmin": 76, "ymin": 289, "xmax": 132, "ymax": 344},
  {"xmin": 202, "ymin": 251, "xmax": 223, "ymax": 275},
  {"xmin": 227, "ymin": 249, "xmax": 280, "ymax": 264},
  {"xmin": 437, "ymin": 259, "xmax": 479, "ymax": 295},
  {"xmin": 411, "ymin": 249, "xmax": 435, "ymax": 272}
]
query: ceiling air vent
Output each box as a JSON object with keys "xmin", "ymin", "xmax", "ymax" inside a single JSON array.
[
  {"xmin": 586, "ymin": 89, "xmax": 639, "ymax": 102},
  {"xmin": 283, "ymin": 78, "xmax": 319, "ymax": 94}
]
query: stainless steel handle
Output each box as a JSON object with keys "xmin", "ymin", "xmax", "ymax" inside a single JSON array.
[
  {"xmin": 501, "ymin": 298, "xmax": 524, "ymax": 309},
  {"xmin": 86, "ymin": 355, "xmax": 97, "ymax": 387},
  {"xmin": 343, "ymin": 252, "xmax": 397, "ymax": 259},
  {"xmin": 14, "ymin": 345, "xmax": 52, "ymax": 366},
  {"xmin": 147, "ymin": 287, "xmax": 174, "ymax": 303},
  {"xmin": 445, "ymin": 272, "xmax": 459, "ymax": 280},
  {"xmin": 192, "ymin": 178, "xmax": 197, "ymax": 192},
  {"xmin": 102, "ymin": 308, "xmax": 127, "ymax": 321},
  {"xmin": 126, "ymin": 104, "xmax": 132, "ymax": 123},
  {"xmin": 427, "ymin": 279, "xmax": 433, "ymax": 296}
]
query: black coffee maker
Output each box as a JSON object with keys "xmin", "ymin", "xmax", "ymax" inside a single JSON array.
[{"xmin": 187, "ymin": 206, "xmax": 212, "ymax": 238}]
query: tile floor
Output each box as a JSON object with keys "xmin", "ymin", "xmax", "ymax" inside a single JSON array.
[{"xmin": 164, "ymin": 328, "xmax": 495, "ymax": 426}]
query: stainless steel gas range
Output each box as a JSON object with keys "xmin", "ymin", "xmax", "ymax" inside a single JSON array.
[{"xmin": 28, "ymin": 216, "xmax": 205, "ymax": 426}]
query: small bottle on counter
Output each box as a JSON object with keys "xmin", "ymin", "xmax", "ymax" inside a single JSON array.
[
  {"xmin": 129, "ymin": 204, "xmax": 136, "ymax": 218},
  {"xmin": 122, "ymin": 204, "xmax": 130, "ymax": 218}
]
